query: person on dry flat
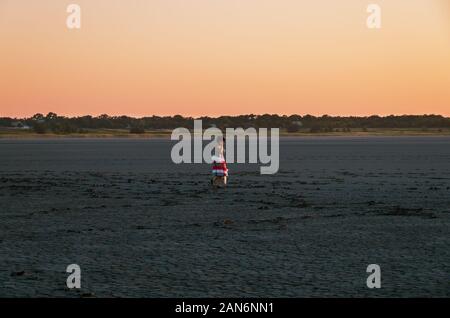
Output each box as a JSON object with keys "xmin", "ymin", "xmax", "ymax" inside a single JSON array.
[{"xmin": 211, "ymin": 137, "xmax": 228, "ymax": 188}]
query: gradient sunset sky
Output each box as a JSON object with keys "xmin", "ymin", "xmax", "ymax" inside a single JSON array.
[{"xmin": 0, "ymin": 0, "xmax": 449, "ymax": 117}]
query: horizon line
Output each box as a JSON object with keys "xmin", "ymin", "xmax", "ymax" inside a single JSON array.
[{"xmin": 3, "ymin": 113, "xmax": 450, "ymax": 120}]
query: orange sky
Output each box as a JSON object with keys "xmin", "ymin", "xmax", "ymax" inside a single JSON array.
[{"xmin": 0, "ymin": 0, "xmax": 449, "ymax": 118}]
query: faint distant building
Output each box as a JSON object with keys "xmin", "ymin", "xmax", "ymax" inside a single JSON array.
[
  {"xmin": 11, "ymin": 121, "xmax": 31, "ymax": 130},
  {"xmin": 292, "ymin": 121, "xmax": 303, "ymax": 127},
  {"xmin": 286, "ymin": 120, "xmax": 303, "ymax": 133}
]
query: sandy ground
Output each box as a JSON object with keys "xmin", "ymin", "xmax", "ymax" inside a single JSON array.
[{"xmin": 0, "ymin": 137, "xmax": 449, "ymax": 297}]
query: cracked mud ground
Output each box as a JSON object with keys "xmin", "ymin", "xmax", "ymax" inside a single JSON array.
[{"xmin": 1, "ymin": 137, "xmax": 449, "ymax": 297}]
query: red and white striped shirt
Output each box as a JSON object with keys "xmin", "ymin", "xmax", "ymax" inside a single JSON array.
[{"xmin": 212, "ymin": 156, "xmax": 228, "ymax": 177}]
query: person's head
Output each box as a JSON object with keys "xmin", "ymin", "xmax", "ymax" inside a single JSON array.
[{"xmin": 214, "ymin": 136, "xmax": 225, "ymax": 156}]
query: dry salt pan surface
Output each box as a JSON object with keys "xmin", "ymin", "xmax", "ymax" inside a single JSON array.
[{"xmin": 0, "ymin": 137, "xmax": 449, "ymax": 297}]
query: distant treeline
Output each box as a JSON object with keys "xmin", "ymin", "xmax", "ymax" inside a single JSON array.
[{"xmin": 1, "ymin": 113, "xmax": 450, "ymax": 134}]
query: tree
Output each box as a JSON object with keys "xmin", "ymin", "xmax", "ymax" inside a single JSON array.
[
  {"xmin": 286, "ymin": 123, "xmax": 301, "ymax": 133},
  {"xmin": 46, "ymin": 112, "xmax": 58, "ymax": 120},
  {"xmin": 129, "ymin": 126, "xmax": 145, "ymax": 134},
  {"xmin": 33, "ymin": 123, "xmax": 47, "ymax": 134},
  {"xmin": 31, "ymin": 113, "xmax": 45, "ymax": 121}
]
